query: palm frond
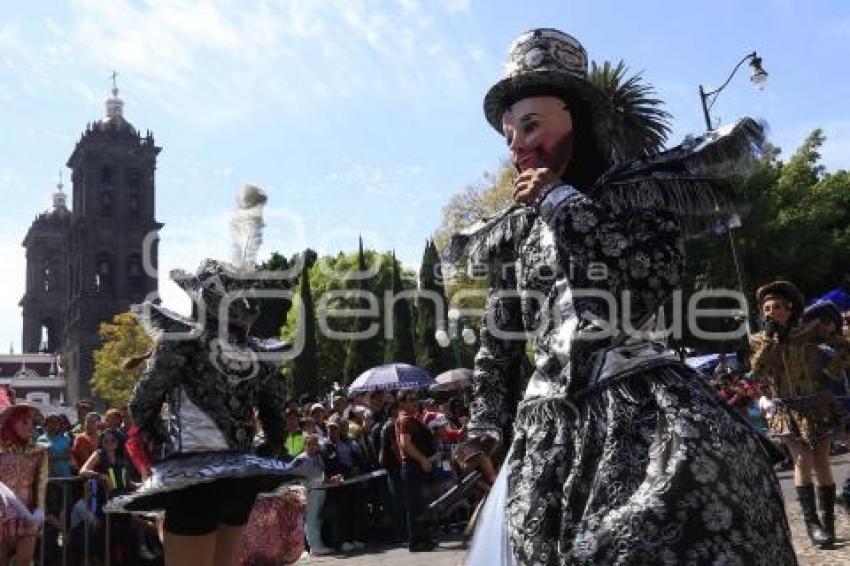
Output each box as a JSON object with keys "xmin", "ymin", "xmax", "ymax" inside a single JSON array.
[{"xmin": 590, "ymin": 60, "xmax": 672, "ymax": 160}]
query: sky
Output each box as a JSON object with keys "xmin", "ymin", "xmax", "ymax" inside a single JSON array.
[{"xmin": 1, "ymin": 0, "xmax": 849, "ymax": 352}]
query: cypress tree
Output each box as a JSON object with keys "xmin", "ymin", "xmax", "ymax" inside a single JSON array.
[
  {"xmin": 415, "ymin": 239, "xmax": 448, "ymax": 375},
  {"xmin": 343, "ymin": 235, "xmax": 373, "ymax": 383},
  {"xmin": 292, "ymin": 250, "xmax": 320, "ymax": 395},
  {"xmin": 385, "ymin": 251, "xmax": 416, "ymax": 364}
]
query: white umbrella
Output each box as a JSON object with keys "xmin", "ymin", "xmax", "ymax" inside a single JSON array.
[{"xmin": 430, "ymin": 368, "xmax": 473, "ymax": 392}]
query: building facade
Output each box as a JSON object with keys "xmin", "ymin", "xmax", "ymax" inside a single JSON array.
[{"xmin": 20, "ymin": 83, "xmax": 161, "ymax": 401}]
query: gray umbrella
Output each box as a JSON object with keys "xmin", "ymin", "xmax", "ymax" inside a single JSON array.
[{"xmin": 430, "ymin": 368, "xmax": 473, "ymax": 392}]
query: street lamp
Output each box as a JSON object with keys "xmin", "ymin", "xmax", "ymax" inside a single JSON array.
[
  {"xmin": 435, "ymin": 308, "xmax": 477, "ymax": 367},
  {"xmin": 698, "ymin": 51, "xmax": 768, "ymax": 131}
]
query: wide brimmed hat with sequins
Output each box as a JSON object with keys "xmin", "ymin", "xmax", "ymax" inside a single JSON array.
[{"xmin": 483, "ymin": 28, "xmax": 614, "ymax": 161}]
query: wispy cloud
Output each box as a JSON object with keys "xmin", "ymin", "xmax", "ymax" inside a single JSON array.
[{"xmin": 34, "ymin": 0, "xmax": 485, "ymax": 126}]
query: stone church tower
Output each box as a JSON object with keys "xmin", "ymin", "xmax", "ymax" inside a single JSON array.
[
  {"xmin": 21, "ymin": 81, "xmax": 162, "ymax": 400},
  {"xmin": 20, "ymin": 180, "xmax": 71, "ymax": 354}
]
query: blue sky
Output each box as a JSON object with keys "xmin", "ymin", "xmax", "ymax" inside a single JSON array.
[{"xmin": 1, "ymin": 0, "xmax": 848, "ymax": 351}]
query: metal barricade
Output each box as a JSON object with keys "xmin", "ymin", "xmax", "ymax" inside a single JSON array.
[{"xmin": 38, "ymin": 476, "xmax": 91, "ymax": 566}]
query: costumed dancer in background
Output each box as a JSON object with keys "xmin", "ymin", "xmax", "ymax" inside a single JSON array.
[
  {"xmin": 106, "ymin": 185, "xmax": 308, "ymax": 566},
  {"xmin": 750, "ymin": 284, "xmax": 850, "ymax": 548},
  {"xmin": 800, "ymin": 300, "xmax": 850, "ymax": 520},
  {"xmin": 449, "ymin": 29, "xmax": 796, "ymax": 564},
  {"xmin": 0, "ymin": 390, "xmax": 47, "ymax": 565}
]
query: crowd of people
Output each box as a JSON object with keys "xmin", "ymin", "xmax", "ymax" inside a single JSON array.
[
  {"xmin": 265, "ymin": 389, "xmax": 492, "ymax": 555},
  {"xmin": 0, "ymin": 397, "xmax": 161, "ymax": 565},
  {"xmin": 0, "ymin": 284, "xmax": 848, "ymax": 564},
  {"xmin": 0, "ymin": 387, "xmax": 494, "ymax": 564}
]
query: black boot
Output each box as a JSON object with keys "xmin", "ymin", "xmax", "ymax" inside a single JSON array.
[
  {"xmin": 815, "ymin": 484, "xmax": 836, "ymax": 548},
  {"xmin": 796, "ymin": 485, "xmax": 830, "ymax": 547},
  {"xmin": 840, "ymin": 479, "xmax": 850, "ymax": 516}
]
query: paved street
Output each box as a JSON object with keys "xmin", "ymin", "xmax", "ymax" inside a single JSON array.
[{"xmin": 300, "ymin": 454, "xmax": 850, "ymax": 566}]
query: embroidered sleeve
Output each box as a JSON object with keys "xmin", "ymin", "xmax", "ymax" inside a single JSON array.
[
  {"xmin": 255, "ymin": 364, "xmax": 286, "ymax": 457},
  {"xmin": 749, "ymin": 332, "xmax": 780, "ymax": 377},
  {"xmin": 129, "ymin": 340, "xmax": 186, "ymax": 441},
  {"xmin": 469, "ymin": 255, "xmax": 527, "ymax": 444}
]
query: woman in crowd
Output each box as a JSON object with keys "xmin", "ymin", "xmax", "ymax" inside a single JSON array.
[
  {"xmin": 80, "ymin": 427, "xmax": 141, "ymax": 563},
  {"xmin": 0, "ymin": 396, "xmax": 47, "ymax": 565},
  {"xmin": 71, "ymin": 411, "xmax": 102, "ymax": 472},
  {"xmin": 750, "ymin": 282, "xmax": 850, "ymax": 548}
]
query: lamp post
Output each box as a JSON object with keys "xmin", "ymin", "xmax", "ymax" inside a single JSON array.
[
  {"xmin": 435, "ymin": 308, "xmax": 477, "ymax": 368},
  {"xmin": 698, "ymin": 51, "xmax": 768, "ymax": 131},
  {"xmin": 698, "ymin": 51, "xmax": 767, "ymax": 329}
]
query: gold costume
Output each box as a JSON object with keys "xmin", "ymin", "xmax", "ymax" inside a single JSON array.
[{"xmin": 750, "ymin": 320, "xmax": 850, "ymax": 447}]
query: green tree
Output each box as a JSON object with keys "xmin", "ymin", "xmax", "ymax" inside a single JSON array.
[
  {"xmin": 91, "ymin": 312, "xmax": 152, "ymax": 407},
  {"xmin": 281, "ymin": 246, "xmax": 407, "ymax": 391},
  {"xmin": 415, "ymin": 239, "xmax": 448, "ymax": 374},
  {"xmin": 589, "ymin": 59, "xmax": 671, "ymax": 158},
  {"xmin": 292, "ymin": 251, "xmax": 320, "ymax": 396},
  {"xmin": 384, "ymin": 251, "xmax": 416, "ymax": 364},
  {"xmin": 343, "ymin": 236, "xmax": 378, "ymax": 383},
  {"xmin": 682, "ymin": 129, "xmax": 850, "ymax": 351}
]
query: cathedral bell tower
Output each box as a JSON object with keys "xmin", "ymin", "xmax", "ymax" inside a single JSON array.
[
  {"xmin": 62, "ymin": 76, "xmax": 162, "ymax": 399},
  {"xmin": 20, "ymin": 177, "xmax": 71, "ymax": 354}
]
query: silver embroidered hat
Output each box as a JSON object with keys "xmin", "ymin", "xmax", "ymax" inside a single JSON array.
[{"xmin": 483, "ymin": 28, "xmax": 613, "ymax": 160}]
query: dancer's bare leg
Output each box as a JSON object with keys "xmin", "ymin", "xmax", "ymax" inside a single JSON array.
[
  {"xmin": 812, "ymin": 436, "xmax": 834, "ymax": 486},
  {"xmin": 213, "ymin": 525, "xmax": 247, "ymax": 566},
  {"xmin": 785, "ymin": 439, "xmax": 814, "ymax": 486},
  {"xmin": 164, "ymin": 531, "xmax": 217, "ymax": 566}
]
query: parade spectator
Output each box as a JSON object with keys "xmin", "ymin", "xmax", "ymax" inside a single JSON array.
[
  {"xmin": 72, "ymin": 399, "xmax": 93, "ymax": 434},
  {"xmin": 320, "ymin": 415, "xmax": 369, "ymax": 551},
  {"xmin": 71, "ymin": 411, "xmax": 102, "ymax": 472},
  {"xmin": 39, "ymin": 413, "xmax": 73, "ymax": 478},
  {"xmin": 396, "ymin": 390, "xmax": 438, "ymax": 552},
  {"xmin": 80, "ymin": 428, "xmax": 141, "ymax": 564},
  {"xmin": 309, "ymin": 403, "xmax": 328, "ymax": 440},
  {"xmin": 282, "ymin": 408, "xmax": 305, "ymax": 461},
  {"xmin": 292, "ymin": 434, "xmax": 336, "ymax": 556},
  {"xmin": 379, "ymin": 400, "xmax": 407, "ymax": 542},
  {"xmin": 104, "ymin": 408, "xmax": 124, "ymax": 432}
]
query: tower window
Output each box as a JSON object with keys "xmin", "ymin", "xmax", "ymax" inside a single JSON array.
[
  {"xmin": 128, "ymin": 194, "xmax": 141, "ymax": 217},
  {"xmin": 128, "ymin": 254, "xmax": 144, "ymax": 288},
  {"xmin": 128, "ymin": 168, "xmax": 142, "ymax": 189},
  {"xmin": 95, "ymin": 253, "xmax": 113, "ymax": 293},
  {"xmin": 42, "ymin": 266, "xmax": 51, "ymax": 293},
  {"xmin": 100, "ymin": 192, "xmax": 113, "ymax": 217},
  {"xmin": 101, "ymin": 165, "xmax": 113, "ymax": 184}
]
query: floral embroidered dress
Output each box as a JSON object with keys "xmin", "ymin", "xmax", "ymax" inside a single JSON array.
[
  {"xmin": 455, "ymin": 124, "xmax": 797, "ymax": 565},
  {"xmin": 0, "ymin": 444, "xmax": 47, "ymax": 541}
]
